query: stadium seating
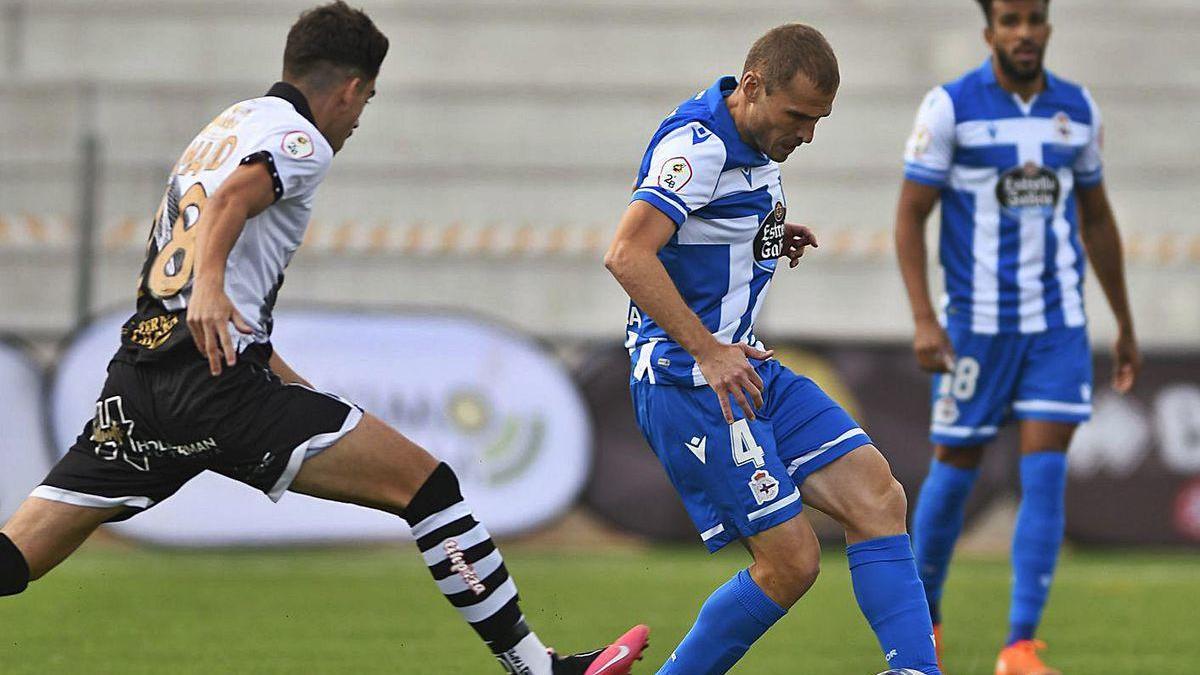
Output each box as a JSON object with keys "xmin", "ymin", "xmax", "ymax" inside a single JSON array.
[{"xmin": 1, "ymin": 0, "xmax": 1196, "ymax": 342}]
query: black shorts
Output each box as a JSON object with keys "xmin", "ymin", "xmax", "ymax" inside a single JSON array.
[{"xmin": 34, "ymin": 351, "xmax": 362, "ymax": 521}]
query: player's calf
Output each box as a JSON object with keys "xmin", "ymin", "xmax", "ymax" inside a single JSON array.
[
  {"xmin": 0, "ymin": 497, "xmax": 125, "ymax": 585},
  {"xmin": 804, "ymin": 446, "xmax": 941, "ymax": 674},
  {"xmin": 745, "ymin": 515, "xmax": 822, "ymax": 608}
]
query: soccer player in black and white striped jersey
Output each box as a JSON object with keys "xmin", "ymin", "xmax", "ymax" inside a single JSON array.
[{"xmin": 0, "ymin": 4, "xmax": 647, "ymax": 673}]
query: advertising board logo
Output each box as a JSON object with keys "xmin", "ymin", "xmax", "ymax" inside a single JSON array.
[{"xmin": 446, "ymin": 389, "xmax": 545, "ymax": 487}]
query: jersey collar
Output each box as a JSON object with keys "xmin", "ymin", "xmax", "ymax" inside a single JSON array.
[
  {"xmin": 265, "ymin": 81, "xmax": 317, "ymax": 126},
  {"xmin": 704, "ymin": 76, "xmax": 770, "ymax": 168}
]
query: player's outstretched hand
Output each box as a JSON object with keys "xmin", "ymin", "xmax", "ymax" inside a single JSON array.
[
  {"xmin": 913, "ymin": 317, "xmax": 955, "ymax": 373},
  {"xmin": 697, "ymin": 342, "xmax": 775, "ymax": 423},
  {"xmin": 187, "ymin": 278, "xmax": 255, "ymax": 376},
  {"xmin": 1112, "ymin": 329, "xmax": 1141, "ymax": 394},
  {"xmin": 782, "ymin": 223, "xmax": 818, "ymax": 268}
]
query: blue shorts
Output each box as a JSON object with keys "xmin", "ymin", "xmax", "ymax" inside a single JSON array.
[
  {"xmin": 929, "ymin": 325, "xmax": 1093, "ymax": 446},
  {"xmin": 631, "ymin": 359, "xmax": 872, "ymax": 552}
]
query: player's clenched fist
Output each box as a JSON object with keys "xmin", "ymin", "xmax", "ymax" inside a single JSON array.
[
  {"xmin": 187, "ymin": 278, "xmax": 254, "ymax": 376},
  {"xmin": 697, "ymin": 342, "xmax": 775, "ymax": 423}
]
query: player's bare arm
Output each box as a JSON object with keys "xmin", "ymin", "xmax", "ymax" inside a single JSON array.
[
  {"xmin": 187, "ymin": 162, "xmax": 277, "ymax": 376},
  {"xmin": 605, "ymin": 200, "xmax": 773, "ymax": 423},
  {"xmin": 1076, "ymin": 181, "xmax": 1141, "ymax": 393},
  {"xmin": 895, "ymin": 178, "xmax": 955, "ymax": 373}
]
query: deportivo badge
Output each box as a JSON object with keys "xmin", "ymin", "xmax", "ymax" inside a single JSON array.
[
  {"xmin": 658, "ymin": 156, "xmax": 692, "ymax": 192},
  {"xmin": 749, "ymin": 469, "xmax": 780, "ymax": 505},
  {"xmin": 1054, "ymin": 111, "xmax": 1072, "ymax": 142},
  {"xmin": 933, "ymin": 395, "xmax": 960, "ymax": 425}
]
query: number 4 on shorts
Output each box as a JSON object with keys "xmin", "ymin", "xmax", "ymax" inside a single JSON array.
[{"xmin": 730, "ymin": 419, "xmax": 765, "ymax": 468}]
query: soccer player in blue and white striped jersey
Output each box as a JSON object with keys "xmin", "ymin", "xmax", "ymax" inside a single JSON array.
[
  {"xmin": 895, "ymin": 1, "xmax": 1140, "ymax": 672},
  {"xmin": 608, "ymin": 24, "xmax": 940, "ymax": 675}
]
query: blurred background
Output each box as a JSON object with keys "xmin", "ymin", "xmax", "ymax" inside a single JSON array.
[{"xmin": 1, "ymin": 1, "xmax": 1199, "ymax": 672}]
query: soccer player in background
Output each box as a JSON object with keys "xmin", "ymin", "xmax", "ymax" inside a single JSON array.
[
  {"xmin": 895, "ymin": 1, "xmax": 1140, "ymax": 673},
  {"xmin": 0, "ymin": 4, "xmax": 648, "ymax": 673},
  {"xmin": 606, "ymin": 24, "xmax": 941, "ymax": 675}
]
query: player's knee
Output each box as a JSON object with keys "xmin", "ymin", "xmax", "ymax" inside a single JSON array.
[
  {"xmin": 757, "ymin": 544, "xmax": 820, "ymax": 600},
  {"xmin": 935, "ymin": 443, "xmax": 985, "ymax": 469},
  {"xmin": 0, "ymin": 533, "xmax": 31, "ymax": 597},
  {"xmin": 845, "ymin": 475, "xmax": 908, "ymax": 539}
]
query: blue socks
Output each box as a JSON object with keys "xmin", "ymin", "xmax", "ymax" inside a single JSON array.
[
  {"xmin": 912, "ymin": 459, "xmax": 980, "ymax": 624},
  {"xmin": 1008, "ymin": 451, "xmax": 1067, "ymax": 645},
  {"xmin": 661, "ymin": 539, "xmax": 942, "ymax": 674},
  {"xmin": 658, "ymin": 568, "xmax": 785, "ymax": 674},
  {"xmin": 847, "ymin": 534, "xmax": 941, "ymax": 674}
]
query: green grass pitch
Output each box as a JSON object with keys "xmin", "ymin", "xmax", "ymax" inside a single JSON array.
[{"xmin": 2, "ymin": 545, "xmax": 1197, "ymax": 673}]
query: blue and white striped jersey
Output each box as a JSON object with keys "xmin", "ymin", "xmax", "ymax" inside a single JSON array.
[
  {"xmin": 904, "ymin": 59, "xmax": 1103, "ymax": 335},
  {"xmin": 625, "ymin": 76, "xmax": 786, "ymax": 387}
]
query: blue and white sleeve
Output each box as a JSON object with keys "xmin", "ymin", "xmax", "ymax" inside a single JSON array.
[
  {"xmin": 903, "ymin": 87, "xmax": 956, "ymax": 188},
  {"xmin": 631, "ymin": 122, "xmax": 727, "ymax": 226},
  {"xmin": 1073, "ymin": 88, "xmax": 1104, "ymax": 188}
]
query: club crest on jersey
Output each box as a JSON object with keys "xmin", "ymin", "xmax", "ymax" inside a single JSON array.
[
  {"xmin": 748, "ymin": 469, "xmax": 780, "ymax": 505},
  {"xmin": 281, "ymin": 130, "xmax": 315, "ymax": 159},
  {"xmin": 996, "ymin": 161, "xmax": 1060, "ymax": 218},
  {"xmin": 1053, "ymin": 111, "xmax": 1073, "ymax": 142},
  {"xmin": 753, "ymin": 201, "xmax": 786, "ymax": 262},
  {"xmin": 658, "ymin": 156, "xmax": 693, "ymax": 192},
  {"xmin": 933, "ymin": 395, "xmax": 960, "ymax": 425}
]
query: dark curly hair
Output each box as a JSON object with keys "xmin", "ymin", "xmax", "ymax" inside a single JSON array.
[{"xmin": 283, "ymin": 2, "xmax": 389, "ymax": 86}]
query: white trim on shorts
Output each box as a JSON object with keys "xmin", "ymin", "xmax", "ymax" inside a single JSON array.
[
  {"xmin": 930, "ymin": 423, "xmax": 1000, "ymax": 439},
  {"xmin": 747, "ymin": 487, "xmax": 801, "ymax": 522},
  {"xmin": 786, "ymin": 427, "xmax": 867, "ymax": 476},
  {"xmin": 699, "ymin": 523, "xmax": 726, "ymax": 542},
  {"xmin": 1013, "ymin": 399, "xmax": 1092, "ymax": 416},
  {"xmin": 30, "ymin": 485, "xmax": 155, "ymax": 510},
  {"xmin": 266, "ymin": 404, "xmax": 364, "ymax": 501}
]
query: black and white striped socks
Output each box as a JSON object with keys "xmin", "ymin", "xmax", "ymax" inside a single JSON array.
[{"xmin": 403, "ymin": 463, "xmax": 552, "ymax": 675}]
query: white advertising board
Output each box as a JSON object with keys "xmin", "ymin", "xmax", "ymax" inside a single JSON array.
[
  {"xmin": 0, "ymin": 340, "xmax": 52, "ymax": 525},
  {"xmin": 49, "ymin": 310, "xmax": 591, "ymax": 545}
]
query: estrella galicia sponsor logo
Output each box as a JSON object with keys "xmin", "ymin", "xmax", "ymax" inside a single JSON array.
[
  {"xmin": 753, "ymin": 201, "xmax": 786, "ymax": 262},
  {"xmin": 996, "ymin": 161, "xmax": 1060, "ymax": 218}
]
